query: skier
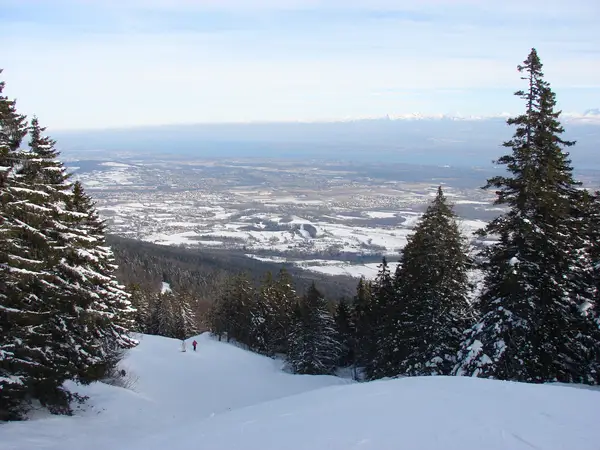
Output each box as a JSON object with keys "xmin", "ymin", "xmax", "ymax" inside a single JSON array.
[{"xmin": 192, "ymin": 340, "xmax": 198, "ymax": 351}]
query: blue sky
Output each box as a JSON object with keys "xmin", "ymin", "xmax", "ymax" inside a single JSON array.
[{"xmin": 1, "ymin": 0, "xmax": 598, "ymax": 130}]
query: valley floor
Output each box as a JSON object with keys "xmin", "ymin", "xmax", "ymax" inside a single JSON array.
[{"xmin": 2, "ymin": 333, "xmax": 599, "ymax": 450}]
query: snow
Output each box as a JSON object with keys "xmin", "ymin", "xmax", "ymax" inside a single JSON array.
[
  {"xmin": 160, "ymin": 282, "xmax": 172, "ymax": 294},
  {"xmin": 1, "ymin": 334, "xmax": 347, "ymax": 450},
  {"xmin": 364, "ymin": 211, "xmax": 397, "ymax": 219},
  {"xmin": 99, "ymin": 162, "xmax": 132, "ymax": 167},
  {"xmin": 299, "ymin": 261, "xmax": 401, "ymax": 278},
  {"xmin": 3, "ymin": 333, "xmax": 600, "ymax": 450}
]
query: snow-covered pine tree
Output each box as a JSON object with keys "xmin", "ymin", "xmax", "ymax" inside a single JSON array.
[
  {"xmin": 62, "ymin": 180, "xmax": 137, "ymax": 379},
  {"xmin": 271, "ymin": 269, "xmax": 297, "ymax": 355},
  {"xmin": 590, "ymin": 192, "xmax": 600, "ymax": 313},
  {"xmin": 127, "ymin": 283, "xmax": 151, "ymax": 333},
  {"xmin": 0, "ymin": 70, "xmax": 31, "ymax": 420},
  {"xmin": 146, "ymin": 292, "xmax": 175, "ymax": 337},
  {"xmin": 395, "ymin": 186, "xmax": 471, "ymax": 376},
  {"xmin": 454, "ymin": 49, "xmax": 598, "ymax": 384},
  {"xmin": 250, "ymin": 272, "xmax": 276, "ymax": 355},
  {"xmin": 0, "ymin": 70, "xmax": 27, "ymax": 187},
  {"xmin": 172, "ymin": 291, "xmax": 198, "ymax": 341},
  {"xmin": 252, "ymin": 269, "xmax": 297, "ymax": 356},
  {"xmin": 334, "ymin": 299, "xmax": 355, "ymax": 367},
  {"xmin": 369, "ymin": 257, "xmax": 400, "ymax": 379},
  {"xmin": 0, "ymin": 116, "xmax": 82, "ymax": 416},
  {"xmin": 580, "ymin": 190, "xmax": 600, "ymax": 377},
  {"xmin": 1, "ymin": 115, "xmax": 136, "ymax": 417},
  {"xmin": 208, "ymin": 274, "xmax": 255, "ymax": 346},
  {"xmin": 352, "ymin": 277, "xmax": 377, "ymax": 378},
  {"xmin": 286, "ymin": 283, "xmax": 340, "ymax": 375}
]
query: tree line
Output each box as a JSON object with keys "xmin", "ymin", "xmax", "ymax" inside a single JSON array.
[{"xmin": 206, "ymin": 49, "xmax": 600, "ymax": 385}]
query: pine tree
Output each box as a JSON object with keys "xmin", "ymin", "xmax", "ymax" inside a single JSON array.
[
  {"xmin": 172, "ymin": 292, "xmax": 198, "ymax": 340},
  {"xmin": 454, "ymin": 49, "xmax": 599, "ymax": 384},
  {"xmin": 353, "ymin": 277, "xmax": 377, "ymax": 378},
  {"xmin": 334, "ymin": 299, "xmax": 355, "ymax": 367},
  {"xmin": 127, "ymin": 283, "xmax": 151, "ymax": 333},
  {"xmin": 395, "ymin": 186, "xmax": 471, "ymax": 376},
  {"xmin": 0, "ymin": 69, "xmax": 27, "ymax": 187},
  {"xmin": 589, "ymin": 192, "xmax": 600, "ymax": 311},
  {"xmin": 146, "ymin": 292, "xmax": 174, "ymax": 337},
  {"xmin": 208, "ymin": 273, "xmax": 255, "ymax": 346},
  {"xmin": 58, "ymin": 180, "xmax": 137, "ymax": 381},
  {"xmin": 1, "ymin": 103, "xmax": 136, "ymax": 418},
  {"xmin": 250, "ymin": 272, "xmax": 276, "ymax": 355},
  {"xmin": 369, "ymin": 257, "xmax": 400, "ymax": 379},
  {"xmin": 251, "ymin": 269, "xmax": 297, "ymax": 356},
  {"xmin": 271, "ymin": 269, "xmax": 297, "ymax": 354},
  {"xmin": 0, "ymin": 116, "xmax": 83, "ymax": 416},
  {"xmin": 287, "ymin": 283, "xmax": 340, "ymax": 375},
  {"xmin": 0, "ymin": 70, "xmax": 31, "ymax": 420}
]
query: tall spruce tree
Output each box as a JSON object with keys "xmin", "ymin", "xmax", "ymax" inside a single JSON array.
[
  {"xmin": 369, "ymin": 257, "xmax": 400, "ymax": 379},
  {"xmin": 0, "ymin": 71, "xmax": 27, "ymax": 188},
  {"xmin": 127, "ymin": 283, "xmax": 151, "ymax": 333},
  {"xmin": 249, "ymin": 269, "xmax": 296, "ymax": 356},
  {"xmin": 334, "ymin": 299, "xmax": 356, "ymax": 367},
  {"xmin": 395, "ymin": 186, "xmax": 471, "ymax": 376},
  {"xmin": 0, "ymin": 89, "xmax": 136, "ymax": 419},
  {"xmin": 287, "ymin": 283, "xmax": 340, "ymax": 375},
  {"xmin": 172, "ymin": 292, "xmax": 198, "ymax": 341},
  {"xmin": 454, "ymin": 49, "xmax": 599, "ymax": 384},
  {"xmin": 0, "ymin": 71, "xmax": 32, "ymax": 420},
  {"xmin": 208, "ymin": 273, "xmax": 255, "ymax": 346},
  {"xmin": 353, "ymin": 277, "xmax": 377, "ymax": 379},
  {"xmin": 59, "ymin": 180, "xmax": 137, "ymax": 380},
  {"xmin": 0, "ymin": 116, "xmax": 84, "ymax": 416}
]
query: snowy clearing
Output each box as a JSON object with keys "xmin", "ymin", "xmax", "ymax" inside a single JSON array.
[{"xmin": 2, "ymin": 333, "xmax": 599, "ymax": 450}]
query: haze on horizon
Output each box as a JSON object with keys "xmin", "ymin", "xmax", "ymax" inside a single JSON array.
[{"xmin": 1, "ymin": 0, "xmax": 599, "ymax": 131}]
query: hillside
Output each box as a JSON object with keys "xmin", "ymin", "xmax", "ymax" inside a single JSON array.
[
  {"xmin": 108, "ymin": 234, "xmax": 359, "ymax": 300},
  {"xmin": 3, "ymin": 334, "xmax": 599, "ymax": 450}
]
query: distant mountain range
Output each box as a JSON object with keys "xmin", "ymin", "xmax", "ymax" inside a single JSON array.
[{"xmin": 54, "ymin": 111, "xmax": 600, "ymax": 169}]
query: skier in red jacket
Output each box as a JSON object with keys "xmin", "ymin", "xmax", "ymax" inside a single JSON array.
[{"xmin": 192, "ymin": 340, "xmax": 198, "ymax": 351}]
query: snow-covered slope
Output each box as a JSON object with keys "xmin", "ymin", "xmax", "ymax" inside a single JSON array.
[
  {"xmin": 1, "ymin": 334, "xmax": 348, "ymax": 450},
  {"xmin": 2, "ymin": 333, "xmax": 600, "ymax": 450}
]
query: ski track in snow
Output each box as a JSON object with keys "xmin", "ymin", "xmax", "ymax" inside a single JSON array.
[{"xmin": 2, "ymin": 333, "xmax": 600, "ymax": 450}]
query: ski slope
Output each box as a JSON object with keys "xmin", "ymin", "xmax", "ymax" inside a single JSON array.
[{"xmin": 2, "ymin": 333, "xmax": 600, "ymax": 450}]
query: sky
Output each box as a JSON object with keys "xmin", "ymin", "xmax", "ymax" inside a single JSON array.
[{"xmin": 1, "ymin": 0, "xmax": 599, "ymax": 130}]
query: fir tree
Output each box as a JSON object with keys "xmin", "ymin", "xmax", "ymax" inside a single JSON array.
[
  {"xmin": 58, "ymin": 179, "xmax": 137, "ymax": 381},
  {"xmin": 251, "ymin": 269, "xmax": 297, "ymax": 356},
  {"xmin": 287, "ymin": 283, "xmax": 340, "ymax": 375},
  {"xmin": 250, "ymin": 272, "xmax": 277, "ymax": 355},
  {"xmin": 369, "ymin": 257, "xmax": 400, "ymax": 379},
  {"xmin": 334, "ymin": 299, "xmax": 355, "ymax": 367},
  {"xmin": 1, "ymin": 103, "xmax": 136, "ymax": 418},
  {"xmin": 146, "ymin": 292, "xmax": 175, "ymax": 337},
  {"xmin": 127, "ymin": 283, "xmax": 151, "ymax": 333},
  {"xmin": 0, "ymin": 116, "xmax": 81, "ymax": 416},
  {"xmin": 454, "ymin": 49, "xmax": 599, "ymax": 384},
  {"xmin": 172, "ymin": 292, "xmax": 198, "ymax": 341},
  {"xmin": 395, "ymin": 186, "xmax": 471, "ymax": 376},
  {"xmin": 208, "ymin": 273, "xmax": 255, "ymax": 346},
  {"xmin": 0, "ymin": 71, "xmax": 31, "ymax": 420},
  {"xmin": 0, "ymin": 69, "xmax": 27, "ymax": 187},
  {"xmin": 353, "ymin": 277, "xmax": 377, "ymax": 378}
]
